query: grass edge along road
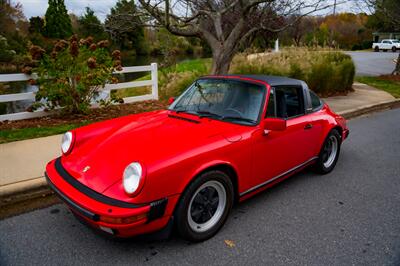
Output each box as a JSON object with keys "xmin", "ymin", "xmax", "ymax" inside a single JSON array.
[
  {"xmin": 356, "ymin": 76, "xmax": 400, "ymax": 98},
  {"xmin": 0, "ymin": 123, "xmax": 87, "ymax": 144}
]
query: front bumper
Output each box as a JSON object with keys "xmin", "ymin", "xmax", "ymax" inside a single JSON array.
[{"xmin": 46, "ymin": 157, "xmax": 178, "ymax": 237}]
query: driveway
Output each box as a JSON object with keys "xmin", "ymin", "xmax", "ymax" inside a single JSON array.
[
  {"xmin": 346, "ymin": 51, "xmax": 398, "ymax": 76},
  {"xmin": 1, "ymin": 108, "xmax": 400, "ymax": 265}
]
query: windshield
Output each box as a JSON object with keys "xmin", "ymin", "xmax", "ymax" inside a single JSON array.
[{"xmin": 170, "ymin": 79, "xmax": 265, "ymax": 125}]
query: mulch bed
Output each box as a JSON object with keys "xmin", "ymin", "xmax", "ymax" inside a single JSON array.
[{"xmin": 0, "ymin": 100, "xmax": 169, "ymax": 131}]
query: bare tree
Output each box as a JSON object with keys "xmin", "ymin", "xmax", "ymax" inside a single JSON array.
[
  {"xmin": 355, "ymin": 0, "xmax": 400, "ymax": 26},
  {"xmin": 138, "ymin": 0, "xmax": 335, "ymax": 74},
  {"xmin": 355, "ymin": 0, "xmax": 400, "ymax": 74},
  {"xmin": 282, "ymin": 15, "xmax": 316, "ymax": 46}
]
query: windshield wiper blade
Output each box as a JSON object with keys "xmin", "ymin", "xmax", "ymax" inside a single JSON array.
[
  {"xmin": 174, "ymin": 108, "xmax": 198, "ymax": 116},
  {"xmin": 221, "ymin": 116, "xmax": 256, "ymax": 124},
  {"xmin": 196, "ymin": 110, "xmax": 222, "ymax": 118}
]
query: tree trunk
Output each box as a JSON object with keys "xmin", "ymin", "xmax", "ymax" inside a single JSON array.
[
  {"xmin": 393, "ymin": 53, "xmax": 400, "ymax": 75},
  {"xmin": 210, "ymin": 46, "xmax": 236, "ymax": 75}
]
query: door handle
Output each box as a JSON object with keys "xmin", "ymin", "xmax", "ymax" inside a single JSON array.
[{"xmin": 304, "ymin": 123, "xmax": 313, "ymax": 130}]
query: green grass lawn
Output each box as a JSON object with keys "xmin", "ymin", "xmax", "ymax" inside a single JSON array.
[
  {"xmin": 356, "ymin": 76, "xmax": 400, "ymax": 98},
  {"xmin": 0, "ymin": 123, "xmax": 88, "ymax": 144},
  {"xmin": 115, "ymin": 58, "xmax": 211, "ymax": 99}
]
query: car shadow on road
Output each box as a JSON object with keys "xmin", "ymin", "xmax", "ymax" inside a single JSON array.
[{"xmin": 88, "ymin": 166, "xmax": 323, "ymax": 247}]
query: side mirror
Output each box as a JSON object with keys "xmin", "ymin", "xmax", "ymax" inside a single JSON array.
[
  {"xmin": 263, "ymin": 118, "xmax": 286, "ymax": 132},
  {"xmin": 168, "ymin": 97, "xmax": 175, "ymax": 105}
]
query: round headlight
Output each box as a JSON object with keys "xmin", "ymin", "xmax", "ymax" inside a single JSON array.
[
  {"xmin": 61, "ymin": 131, "xmax": 74, "ymax": 154},
  {"xmin": 123, "ymin": 162, "xmax": 143, "ymax": 195}
]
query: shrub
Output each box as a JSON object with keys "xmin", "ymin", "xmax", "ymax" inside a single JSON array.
[
  {"xmin": 0, "ymin": 35, "xmax": 16, "ymax": 63},
  {"xmin": 32, "ymin": 36, "xmax": 122, "ymax": 114},
  {"xmin": 230, "ymin": 47, "xmax": 355, "ymax": 97}
]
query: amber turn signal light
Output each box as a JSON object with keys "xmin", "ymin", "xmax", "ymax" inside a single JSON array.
[{"xmin": 100, "ymin": 213, "xmax": 148, "ymax": 224}]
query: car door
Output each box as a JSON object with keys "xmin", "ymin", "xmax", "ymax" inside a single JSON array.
[
  {"xmin": 250, "ymin": 85, "xmax": 318, "ymax": 189},
  {"xmin": 382, "ymin": 40, "xmax": 390, "ymax": 50}
]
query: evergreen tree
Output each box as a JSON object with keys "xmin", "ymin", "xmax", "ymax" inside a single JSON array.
[
  {"xmin": 78, "ymin": 7, "xmax": 106, "ymax": 40},
  {"xmin": 29, "ymin": 16, "xmax": 45, "ymax": 34},
  {"xmin": 44, "ymin": 0, "xmax": 72, "ymax": 38}
]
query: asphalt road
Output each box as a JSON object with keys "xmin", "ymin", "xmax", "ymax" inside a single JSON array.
[
  {"xmin": 1, "ymin": 108, "xmax": 400, "ymax": 266},
  {"xmin": 346, "ymin": 51, "xmax": 398, "ymax": 76}
]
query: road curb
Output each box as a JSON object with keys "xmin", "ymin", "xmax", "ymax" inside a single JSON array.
[
  {"xmin": 338, "ymin": 99, "xmax": 400, "ymax": 119},
  {"xmin": 0, "ymin": 177, "xmax": 51, "ymax": 208},
  {"xmin": 0, "ymin": 177, "xmax": 46, "ymax": 198},
  {"xmin": 1, "ymin": 99, "xmax": 400, "ymax": 217}
]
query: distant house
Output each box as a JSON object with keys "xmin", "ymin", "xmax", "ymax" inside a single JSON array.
[{"xmin": 373, "ymin": 32, "xmax": 400, "ymax": 42}]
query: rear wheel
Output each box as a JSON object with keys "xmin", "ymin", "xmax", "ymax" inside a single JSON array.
[
  {"xmin": 175, "ymin": 170, "xmax": 234, "ymax": 242},
  {"xmin": 392, "ymin": 46, "xmax": 397, "ymax": 52},
  {"xmin": 314, "ymin": 129, "xmax": 341, "ymax": 174}
]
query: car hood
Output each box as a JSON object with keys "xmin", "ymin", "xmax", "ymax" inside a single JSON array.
[{"xmin": 61, "ymin": 110, "xmax": 242, "ymax": 193}]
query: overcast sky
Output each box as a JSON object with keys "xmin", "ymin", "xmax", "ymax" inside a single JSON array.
[
  {"xmin": 17, "ymin": 0, "xmax": 118, "ymax": 21},
  {"xmin": 16, "ymin": 0, "xmax": 359, "ymax": 22}
]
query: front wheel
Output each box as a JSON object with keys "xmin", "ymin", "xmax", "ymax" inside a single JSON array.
[
  {"xmin": 314, "ymin": 129, "xmax": 341, "ymax": 174},
  {"xmin": 374, "ymin": 46, "xmax": 379, "ymax": 52},
  {"xmin": 175, "ymin": 171, "xmax": 234, "ymax": 242}
]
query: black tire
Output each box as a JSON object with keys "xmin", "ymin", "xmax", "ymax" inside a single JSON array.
[
  {"xmin": 314, "ymin": 129, "xmax": 341, "ymax": 174},
  {"xmin": 392, "ymin": 46, "xmax": 397, "ymax": 52},
  {"xmin": 175, "ymin": 170, "xmax": 234, "ymax": 242},
  {"xmin": 374, "ymin": 46, "xmax": 379, "ymax": 52}
]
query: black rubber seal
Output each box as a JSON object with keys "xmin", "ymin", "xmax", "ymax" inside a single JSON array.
[{"xmin": 53, "ymin": 157, "xmax": 145, "ymax": 209}]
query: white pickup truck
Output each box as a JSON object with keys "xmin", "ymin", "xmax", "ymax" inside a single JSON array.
[{"xmin": 373, "ymin": 39, "xmax": 400, "ymax": 52}]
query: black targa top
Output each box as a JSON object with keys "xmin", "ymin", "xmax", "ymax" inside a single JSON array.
[{"xmin": 204, "ymin": 75, "xmax": 304, "ymax": 87}]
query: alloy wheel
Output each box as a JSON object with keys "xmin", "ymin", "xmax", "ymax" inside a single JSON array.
[
  {"xmin": 187, "ymin": 180, "xmax": 227, "ymax": 233},
  {"xmin": 322, "ymin": 135, "xmax": 338, "ymax": 168}
]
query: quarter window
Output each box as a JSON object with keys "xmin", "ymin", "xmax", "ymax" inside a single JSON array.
[{"xmin": 310, "ymin": 91, "xmax": 323, "ymax": 111}]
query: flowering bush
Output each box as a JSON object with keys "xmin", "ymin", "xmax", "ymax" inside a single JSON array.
[{"xmin": 29, "ymin": 35, "xmax": 123, "ymax": 113}]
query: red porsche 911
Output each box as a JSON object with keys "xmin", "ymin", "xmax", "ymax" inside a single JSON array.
[{"xmin": 46, "ymin": 75, "xmax": 349, "ymax": 242}]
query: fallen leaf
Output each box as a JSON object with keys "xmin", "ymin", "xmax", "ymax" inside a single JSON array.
[{"xmin": 224, "ymin": 240, "xmax": 235, "ymax": 248}]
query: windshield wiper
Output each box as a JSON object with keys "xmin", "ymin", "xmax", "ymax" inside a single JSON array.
[
  {"xmin": 221, "ymin": 116, "xmax": 256, "ymax": 124},
  {"xmin": 198, "ymin": 111, "xmax": 256, "ymax": 124},
  {"xmin": 196, "ymin": 110, "xmax": 222, "ymax": 119},
  {"xmin": 174, "ymin": 108, "xmax": 198, "ymax": 116}
]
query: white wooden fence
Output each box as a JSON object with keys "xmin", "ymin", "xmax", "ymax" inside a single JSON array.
[{"xmin": 0, "ymin": 63, "xmax": 158, "ymax": 121}]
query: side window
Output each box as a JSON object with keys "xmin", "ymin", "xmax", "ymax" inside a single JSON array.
[
  {"xmin": 310, "ymin": 91, "xmax": 323, "ymax": 111},
  {"xmin": 266, "ymin": 89, "xmax": 276, "ymax": 117},
  {"xmin": 274, "ymin": 86, "xmax": 304, "ymax": 119}
]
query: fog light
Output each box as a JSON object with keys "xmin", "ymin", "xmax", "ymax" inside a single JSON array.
[{"xmin": 99, "ymin": 213, "xmax": 148, "ymax": 224}]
